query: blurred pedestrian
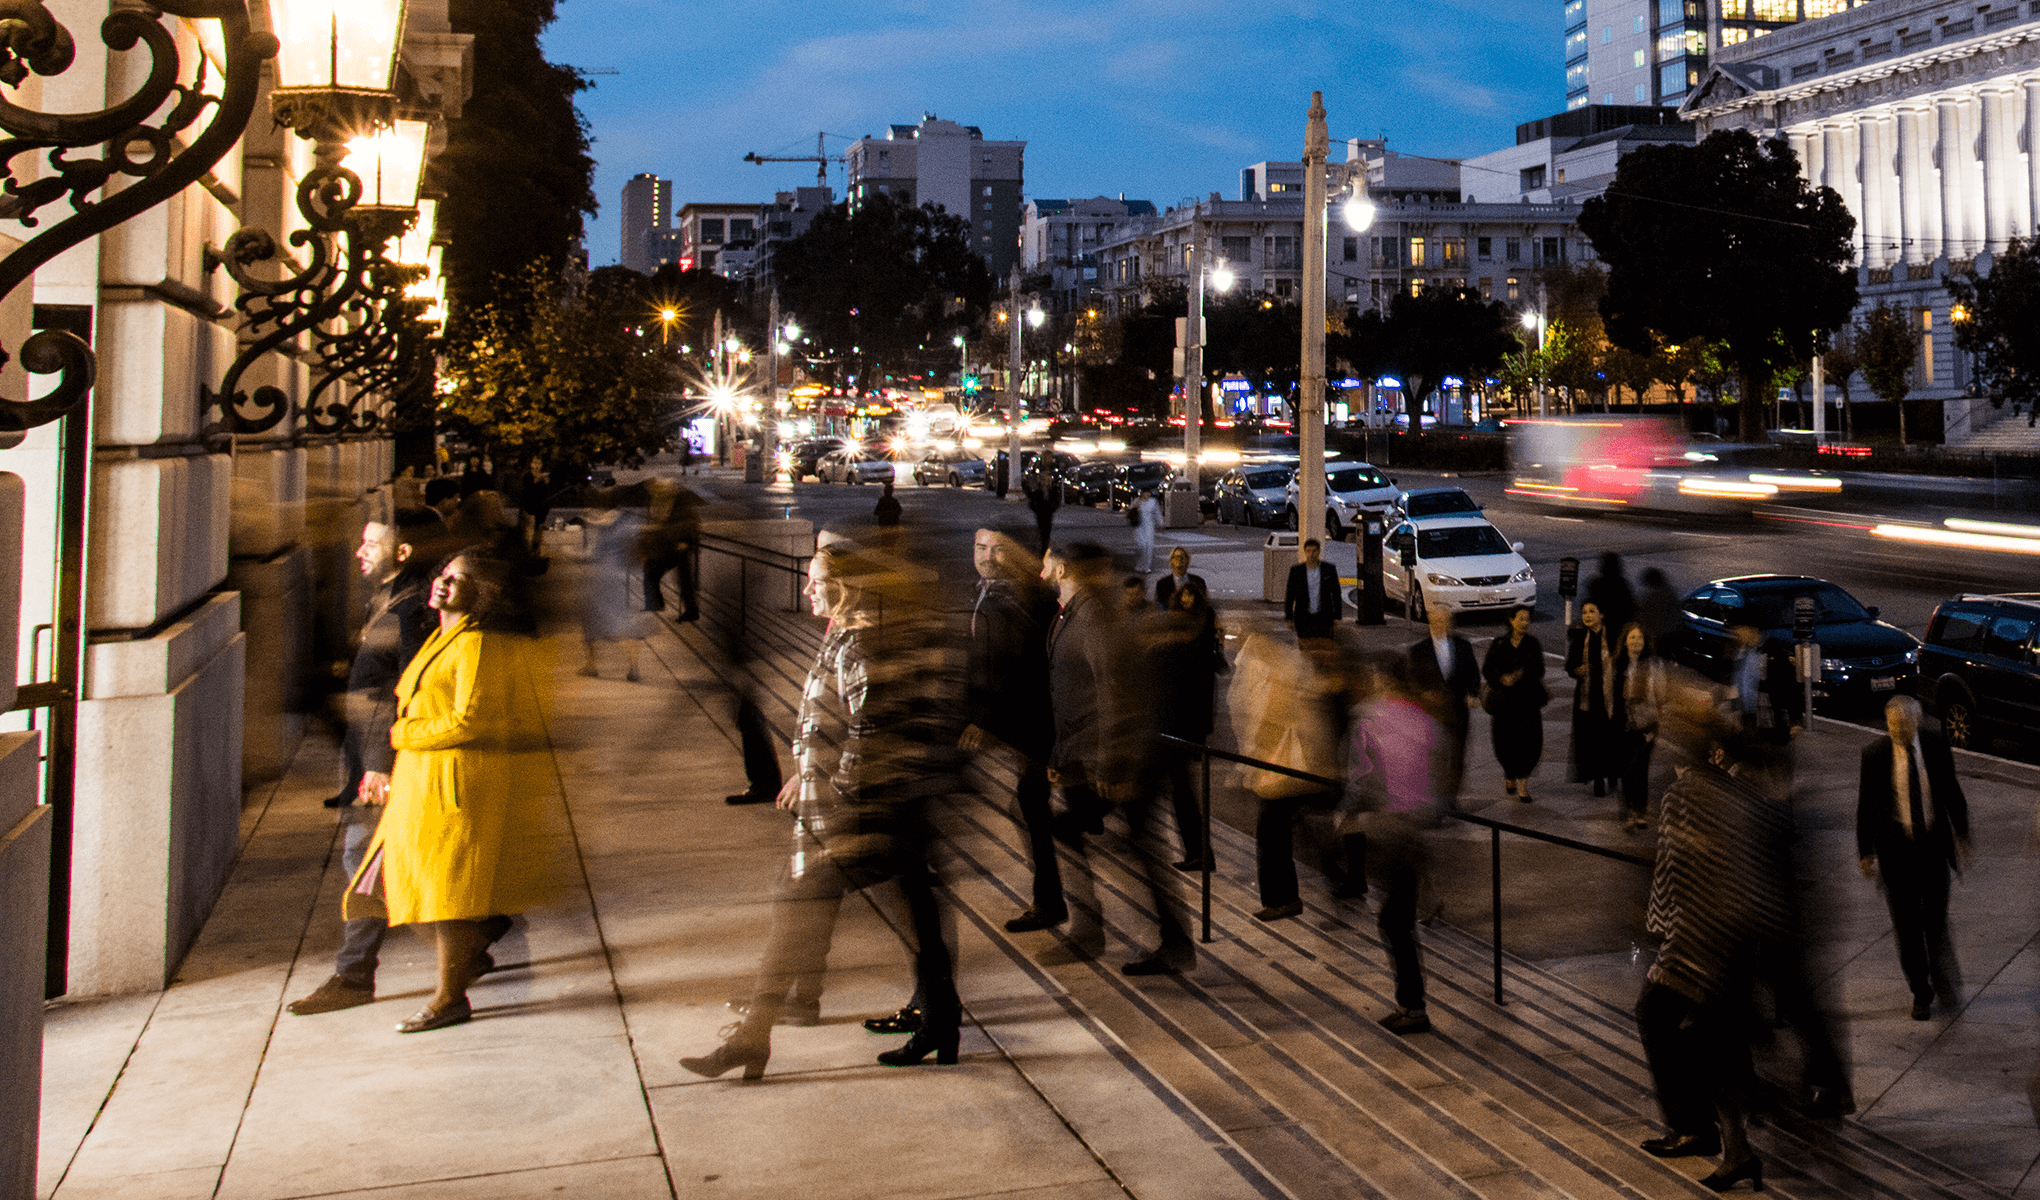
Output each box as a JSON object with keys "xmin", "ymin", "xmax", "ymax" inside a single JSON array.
[
  {"xmin": 1284, "ymin": 538, "xmax": 1342, "ymax": 640},
  {"xmin": 290, "ymin": 509, "xmax": 443, "ymax": 1017},
  {"xmin": 1567, "ymin": 601, "xmax": 1623, "ymax": 796},
  {"xmin": 1636, "ymin": 566, "xmax": 1682, "ymax": 647},
  {"xmin": 641, "ymin": 477, "xmax": 701, "ymax": 622},
  {"xmin": 1858, "ymin": 695, "xmax": 1969, "ymax": 1020},
  {"xmin": 962, "ymin": 527, "xmax": 1065, "ymax": 935},
  {"xmin": 1339, "ymin": 654, "xmax": 1451, "ymax": 1035},
  {"xmin": 344, "ymin": 554, "xmax": 549, "ymax": 1034},
  {"xmin": 1585, "ymin": 551, "xmax": 1636, "ymax": 635},
  {"xmin": 1131, "ymin": 489, "xmax": 1162, "ymax": 573},
  {"xmin": 578, "ymin": 495, "xmax": 649, "ymax": 682},
  {"xmin": 1042, "ymin": 541, "xmax": 1189, "ymax": 976},
  {"xmin": 1121, "ymin": 574, "xmax": 1150, "ymax": 615},
  {"xmin": 1481, "ymin": 605, "xmax": 1548, "ymax": 801},
  {"xmin": 423, "ymin": 476, "xmax": 461, "ymax": 522},
  {"xmin": 1617, "ymin": 622, "xmax": 1667, "ymax": 829},
  {"xmin": 686, "ymin": 544, "xmax": 962, "ymax": 1075},
  {"xmin": 1149, "ymin": 575, "xmax": 1222, "ymax": 872},
  {"xmin": 1023, "ymin": 461, "xmax": 1061, "ymax": 553},
  {"xmin": 1407, "ymin": 606, "xmax": 1479, "ymax": 802},
  {"xmin": 1154, "ymin": 545, "xmax": 1204, "ymax": 611},
  {"xmin": 1235, "ymin": 632, "xmax": 1355, "ymax": 921}
]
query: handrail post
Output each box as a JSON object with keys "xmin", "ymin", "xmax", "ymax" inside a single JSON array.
[
  {"xmin": 1491, "ymin": 825, "xmax": 1504, "ymax": 1006},
  {"xmin": 1200, "ymin": 745, "xmax": 1213, "ymax": 944},
  {"xmin": 739, "ymin": 558, "xmax": 748, "ymax": 645}
]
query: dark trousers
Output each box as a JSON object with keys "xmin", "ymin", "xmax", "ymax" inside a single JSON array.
[
  {"xmin": 1636, "ymin": 983, "xmax": 1720, "ymax": 1137},
  {"xmin": 1292, "ymin": 612, "xmax": 1334, "ymax": 641},
  {"xmin": 643, "ymin": 545, "xmax": 697, "ymax": 615},
  {"xmin": 1012, "ymin": 757, "xmax": 1065, "ymax": 915},
  {"xmin": 1058, "ymin": 777, "xmax": 1191, "ymax": 952},
  {"xmin": 738, "ymin": 697, "xmax": 784, "ymax": 798},
  {"xmin": 1620, "ymin": 732, "xmax": 1653, "ymax": 817},
  {"xmin": 1031, "ymin": 507, "xmax": 1056, "ymax": 555},
  {"xmin": 1164, "ymin": 750, "xmax": 1206, "ymax": 865},
  {"xmin": 1880, "ymin": 850, "xmax": 1959, "ymax": 1002},
  {"xmin": 335, "ymin": 806, "xmax": 387, "ymax": 987},
  {"xmin": 1371, "ymin": 817, "xmax": 1428, "ymax": 1012},
  {"xmin": 1256, "ymin": 790, "xmax": 1366, "ymax": 907}
]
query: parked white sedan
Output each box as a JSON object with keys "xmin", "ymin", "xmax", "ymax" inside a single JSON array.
[
  {"xmin": 1382, "ymin": 515, "xmax": 1535, "ymax": 620},
  {"xmin": 817, "ymin": 447, "xmax": 897, "ymax": 485}
]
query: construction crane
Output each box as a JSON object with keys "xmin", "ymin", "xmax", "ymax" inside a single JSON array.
[{"xmin": 744, "ymin": 132, "xmax": 843, "ymax": 188}]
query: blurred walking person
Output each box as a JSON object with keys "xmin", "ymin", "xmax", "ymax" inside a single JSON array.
[
  {"xmin": 1236, "ymin": 633, "xmax": 1356, "ymax": 921},
  {"xmin": 1567, "ymin": 601, "xmax": 1623, "ymax": 796},
  {"xmin": 1149, "ymin": 575, "xmax": 1222, "ymax": 872},
  {"xmin": 1585, "ymin": 550, "xmax": 1636, "ymax": 636},
  {"xmin": 290, "ymin": 509, "xmax": 443, "ymax": 1016},
  {"xmin": 1407, "ymin": 606, "xmax": 1479, "ymax": 802},
  {"xmin": 1023, "ymin": 461, "xmax": 1061, "ymax": 553},
  {"xmin": 640, "ymin": 477, "xmax": 701, "ymax": 622},
  {"xmin": 1131, "ymin": 490, "xmax": 1162, "ymax": 573},
  {"xmin": 1859, "ymin": 695, "xmax": 1969, "ymax": 1020},
  {"xmin": 578, "ymin": 495, "xmax": 649, "ymax": 681},
  {"xmin": 344, "ymin": 554, "xmax": 550, "ymax": 1033},
  {"xmin": 1481, "ymin": 605, "xmax": 1548, "ymax": 802},
  {"xmin": 1636, "ymin": 566, "xmax": 1681, "ymax": 648},
  {"xmin": 684, "ymin": 544, "xmax": 962, "ymax": 1077}
]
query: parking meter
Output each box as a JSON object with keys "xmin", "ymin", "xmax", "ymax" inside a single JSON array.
[
  {"xmin": 1558, "ymin": 555, "xmax": 1579, "ymax": 627},
  {"xmin": 1794, "ymin": 593, "xmax": 1818, "ymax": 722},
  {"xmin": 1359, "ymin": 518, "xmax": 1386, "ymax": 625}
]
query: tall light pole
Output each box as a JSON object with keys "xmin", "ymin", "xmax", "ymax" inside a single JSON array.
[
  {"xmin": 1184, "ymin": 213, "xmax": 1205, "ymax": 466},
  {"xmin": 1006, "ymin": 266, "xmax": 1023, "ymax": 498},
  {"xmin": 1298, "ymin": 91, "xmax": 1329, "ymax": 546}
]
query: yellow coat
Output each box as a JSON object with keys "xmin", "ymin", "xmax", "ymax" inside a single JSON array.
[{"xmin": 345, "ymin": 615, "xmax": 551, "ymax": 926}]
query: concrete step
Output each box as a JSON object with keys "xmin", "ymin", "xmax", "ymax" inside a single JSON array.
[{"xmin": 657, "ymin": 588, "xmax": 2006, "ymax": 1200}]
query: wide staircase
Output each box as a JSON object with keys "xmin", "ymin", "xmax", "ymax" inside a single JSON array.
[
  {"xmin": 1949, "ymin": 403, "xmax": 2040, "ymax": 455},
  {"xmin": 657, "ymin": 566, "xmax": 2004, "ymax": 1200}
]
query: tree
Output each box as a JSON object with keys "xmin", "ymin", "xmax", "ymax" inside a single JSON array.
[
  {"xmin": 1857, "ymin": 302, "xmax": 1918, "ymax": 445},
  {"xmin": 1821, "ymin": 325, "xmax": 1863, "ymax": 437},
  {"xmin": 1946, "ymin": 236, "xmax": 2040, "ymax": 413},
  {"xmin": 437, "ymin": 0, "xmax": 596, "ymax": 322},
  {"xmin": 1578, "ymin": 129, "xmax": 1858, "ymax": 440},
  {"xmin": 439, "ymin": 262, "xmax": 674, "ymax": 471},
  {"xmin": 1344, "ymin": 286, "xmax": 1517, "ymax": 436},
  {"xmin": 770, "ymin": 194, "xmax": 993, "ymax": 392}
]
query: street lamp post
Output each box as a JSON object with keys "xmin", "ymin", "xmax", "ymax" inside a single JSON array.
[
  {"xmin": 1182, "ymin": 218, "xmax": 1237, "ymax": 470},
  {"xmin": 1299, "ymin": 92, "xmax": 1330, "ymax": 548},
  {"xmin": 1005, "ymin": 266, "xmax": 1023, "ymax": 498}
]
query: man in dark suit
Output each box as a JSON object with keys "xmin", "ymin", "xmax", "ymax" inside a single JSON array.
[
  {"xmin": 1153, "ymin": 546, "xmax": 1205, "ymax": 611},
  {"xmin": 1408, "ymin": 606, "xmax": 1481, "ymax": 800},
  {"xmin": 1858, "ymin": 695, "xmax": 1969, "ymax": 1020},
  {"xmin": 1283, "ymin": 538, "xmax": 1342, "ymax": 640}
]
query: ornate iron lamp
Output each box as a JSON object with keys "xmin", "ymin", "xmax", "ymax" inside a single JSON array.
[
  {"xmin": 0, "ymin": 2, "xmax": 275, "ymax": 440},
  {"xmin": 204, "ymin": 0, "xmax": 422, "ymax": 438}
]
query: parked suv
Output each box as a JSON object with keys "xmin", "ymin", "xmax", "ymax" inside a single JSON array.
[
  {"xmin": 1919, "ymin": 593, "xmax": 2040, "ymax": 750},
  {"xmin": 1284, "ymin": 462, "xmax": 1397, "ymax": 541},
  {"xmin": 1214, "ymin": 463, "xmax": 1295, "ymax": 527}
]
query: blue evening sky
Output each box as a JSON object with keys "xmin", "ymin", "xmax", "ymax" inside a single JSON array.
[{"xmin": 541, "ymin": 0, "xmax": 1561, "ymax": 268}]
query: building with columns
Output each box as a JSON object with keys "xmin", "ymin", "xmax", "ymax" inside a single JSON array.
[{"xmin": 1683, "ymin": 0, "xmax": 2040, "ymax": 434}]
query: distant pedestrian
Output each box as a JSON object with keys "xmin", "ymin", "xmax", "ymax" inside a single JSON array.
[
  {"xmin": 1585, "ymin": 551, "xmax": 1636, "ymax": 636},
  {"xmin": 1131, "ymin": 490, "xmax": 1162, "ymax": 572},
  {"xmin": 1636, "ymin": 567, "xmax": 1682, "ymax": 647},
  {"xmin": 1481, "ymin": 605, "xmax": 1547, "ymax": 801},
  {"xmin": 873, "ymin": 479, "xmax": 902, "ymax": 525},
  {"xmin": 1567, "ymin": 601, "xmax": 1623, "ymax": 796},
  {"xmin": 1284, "ymin": 538, "xmax": 1342, "ymax": 640},
  {"xmin": 1858, "ymin": 695, "xmax": 1969, "ymax": 1020},
  {"xmin": 1024, "ymin": 463, "xmax": 1061, "ymax": 553},
  {"xmin": 1617, "ymin": 622, "xmax": 1667, "ymax": 829},
  {"xmin": 578, "ymin": 497, "xmax": 649, "ymax": 682}
]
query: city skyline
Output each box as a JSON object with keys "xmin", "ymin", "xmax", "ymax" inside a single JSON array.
[{"xmin": 542, "ymin": 0, "xmax": 1557, "ymax": 268}]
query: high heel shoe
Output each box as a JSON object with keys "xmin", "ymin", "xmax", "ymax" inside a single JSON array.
[
  {"xmin": 1700, "ymin": 1156, "xmax": 1763, "ymax": 1192},
  {"xmin": 877, "ymin": 1024, "xmax": 959, "ymax": 1066},
  {"xmin": 679, "ymin": 1024, "xmax": 770, "ymax": 1080}
]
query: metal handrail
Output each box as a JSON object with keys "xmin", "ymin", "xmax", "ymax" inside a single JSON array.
[
  {"xmin": 694, "ymin": 532, "xmax": 814, "ymax": 641},
  {"xmin": 1156, "ymin": 732, "xmax": 1651, "ymax": 1005}
]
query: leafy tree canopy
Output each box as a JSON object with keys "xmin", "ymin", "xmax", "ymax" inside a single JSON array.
[
  {"xmin": 1947, "ymin": 236, "xmax": 2040, "ymax": 413},
  {"xmin": 1578, "ymin": 129, "xmax": 1857, "ymax": 436},
  {"xmin": 770, "ymin": 194, "xmax": 994, "ymax": 390},
  {"xmin": 1340, "ymin": 286, "xmax": 1517, "ymax": 435}
]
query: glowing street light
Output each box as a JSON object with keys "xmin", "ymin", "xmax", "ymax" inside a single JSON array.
[{"xmin": 658, "ymin": 306, "xmax": 678, "ymax": 345}]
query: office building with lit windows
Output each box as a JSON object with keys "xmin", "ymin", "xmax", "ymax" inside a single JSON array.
[
  {"xmin": 1567, "ymin": 0, "xmax": 1873, "ymax": 111},
  {"xmin": 844, "ymin": 114, "xmax": 1026, "ymax": 280},
  {"xmin": 619, "ymin": 173, "xmax": 671, "ymax": 274}
]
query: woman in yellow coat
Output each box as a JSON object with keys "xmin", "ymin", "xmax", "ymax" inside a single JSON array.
[{"xmin": 346, "ymin": 553, "xmax": 550, "ymax": 1033}]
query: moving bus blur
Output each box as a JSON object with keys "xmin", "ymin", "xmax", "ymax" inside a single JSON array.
[{"xmin": 1503, "ymin": 415, "xmax": 1780, "ymax": 517}]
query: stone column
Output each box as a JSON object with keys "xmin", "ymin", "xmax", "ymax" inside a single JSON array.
[
  {"xmin": 1823, "ymin": 122, "xmax": 1856, "ymax": 239},
  {"xmin": 1936, "ymin": 96, "xmax": 1969, "ymax": 258},
  {"xmin": 1979, "ymin": 86, "xmax": 2011, "ymax": 251},
  {"xmin": 1857, "ymin": 115, "xmax": 1888, "ymax": 268},
  {"xmin": 2027, "ymin": 79, "xmax": 2040, "ymax": 241},
  {"xmin": 1961, "ymin": 93, "xmax": 1987, "ymax": 253},
  {"xmin": 1895, "ymin": 105, "xmax": 1927, "ymax": 264},
  {"xmin": 1800, "ymin": 125, "xmax": 1825, "ymax": 194}
]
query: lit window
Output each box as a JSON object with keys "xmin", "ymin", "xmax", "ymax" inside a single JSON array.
[
  {"xmin": 1719, "ymin": 26, "xmax": 1750, "ymax": 43},
  {"xmin": 1750, "ymin": 0, "xmax": 1793, "ymax": 19},
  {"xmin": 1409, "ymin": 236, "xmax": 1428, "ymax": 267},
  {"xmin": 1506, "ymin": 276, "xmax": 1520, "ymax": 302},
  {"xmin": 1479, "ymin": 277, "xmax": 1493, "ymax": 298},
  {"xmin": 1634, "ymin": 14, "xmax": 1647, "ymax": 31},
  {"xmin": 1634, "ymin": 49, "xmax": 1647, "ymax": 67},
  {"xmin": 1918, "ymin": 309, "xmax": 1935, "ymax": 385}
]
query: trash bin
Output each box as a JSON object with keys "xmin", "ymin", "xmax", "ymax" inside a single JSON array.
[
  {"xmin": 1164, "ymin": 478, "xmax": 1200, "ymax": 528},
  {"xmin": 1262, "ymin": 531, "xmax": 1301, "ymax": 602}
]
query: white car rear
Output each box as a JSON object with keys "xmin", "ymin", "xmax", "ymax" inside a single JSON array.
[
  {"xmin": 1383, "ymin": 515, "xmax": 1535, "ymax": 619},
  {"xmin": 1284, "ymin": 462, "xmax": 1398, "ymax": 540}
]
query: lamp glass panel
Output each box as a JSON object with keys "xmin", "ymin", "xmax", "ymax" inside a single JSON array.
[
  {"xmin": 270, "ymin": 0, "xmax": 406, "ymax": 92},
  {"xmin": 392, "ymin": 198, "xmax": 437, "ymax": 264},
  {"xmin": 341, "ymin": 119, "xmax": 429, "ymax": 209}
]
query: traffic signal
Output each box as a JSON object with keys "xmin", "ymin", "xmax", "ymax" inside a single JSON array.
[{"xmin": 962, "ymin": 375, "xmax": 981, "ymax": 394}]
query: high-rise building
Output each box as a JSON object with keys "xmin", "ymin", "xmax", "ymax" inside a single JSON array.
[
  {"xmin": 1566, "ymin": 0, "xmax": 1872, "ymax": 111},
  {"xmin": 620, "ymin": 173, "xmax": 670, "ymax": 273},
  {"xmin": 845, "ymin": 115, "xmax": 1025, "ymax": 279}
]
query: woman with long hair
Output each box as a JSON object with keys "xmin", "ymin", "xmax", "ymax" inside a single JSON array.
[
  {"xmin": 345, "ymin": 553, "xmax": 548, "ymax": 1033},
  {"xmin": 1481, "ymin": 605, "xmax": 1547, "ymax": 801},
  {"xmin": 1616, "ymin": 622, "xmax": 1667, "ymax": 829},
  {"xmin": 1566, "ymin": 601, "xmax": 1623, "ymax": 797}
]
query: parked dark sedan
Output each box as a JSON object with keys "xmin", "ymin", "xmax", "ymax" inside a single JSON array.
[
  {"xmin": 1388, "ymin": 485, "xmax": 1482, "ymax": 526},
  {"xmin": 1108, "ymin": 460, "xmax": 1173, "ymax": 509},
  {"xmin": 1918, "ymin": 592, "xmax": 2040, "ymax": 749},
  {"xmin": 1059, "ymin": 460, "xmax": 1116, "ymax": 506},
  {"xmin": 1663, "ymin": 575, "xmax": 1920, "ymax": 703},
  {"xmin": 789, "ymin": 436, "xmax": 845, "ymax": 481}
]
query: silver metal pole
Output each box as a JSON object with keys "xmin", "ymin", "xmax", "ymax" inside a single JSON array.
[{"xmin": 1299, "ymin": 91, "xmax": 1328, "ymax": 545}]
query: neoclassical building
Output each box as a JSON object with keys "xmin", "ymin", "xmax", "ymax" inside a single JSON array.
[{"xmin": 1683, "ymin": 0, "xmax": 2040, "ymax": 436}]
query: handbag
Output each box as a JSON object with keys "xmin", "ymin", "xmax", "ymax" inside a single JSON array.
[{"xmin": 1245, "ymin": 726, "xmax": 1321, "ymax": 799}]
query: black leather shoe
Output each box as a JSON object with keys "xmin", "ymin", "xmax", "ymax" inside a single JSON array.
[
  {"xmin": 1640, "ymin": 1132, "xmax": 1721, "ymax": 1158},
  {"xmin": 863, "ymin": 1005, "xmax": 922, "ymax": 1034},
  {"xmin": 725, "ymin": 792, "xmax": 773, "ymax": 806},
  {"xmin": 1699, "ymin": 1156, "xmax": 1762, "ymax": 1193},
  {"xmin": 1911, "ymin": 996, "xmax": 1933, "ymax": 1020},
  {"xmin": 1004, "ymin": 908, "xmax": 1068, "ymax": 933},
  {"xmin": 1254, "ymin": 902, "xmax": 1303, "ymax": 922},
  {"xmin": 1379, "ymin": 1008, "xmax": 1432, "ymax": 1035}
]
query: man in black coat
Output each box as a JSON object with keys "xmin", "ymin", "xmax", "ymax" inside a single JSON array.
[
  {"xmin": 1408, "ymin": 605, "xmax": 1481, "ymax": 800},
  {"xmin": 292, "ymin": 508, "xmax": 456, "ymax": 1016},
  {"xmin": 964, "ymin": 528, "xmax": 1065, "ymax": 932},
  {"xmin": 1283, "ymin": 538, "xmax": 1342, "ymax": 640},
  {"xmin": 1858, "ymin": 695, "xmax": 1970, "ymax": 1020}
]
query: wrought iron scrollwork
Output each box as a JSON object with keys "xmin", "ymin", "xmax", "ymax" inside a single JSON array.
[{"xmin": 0, "ymin": 2, "xmax": 273, "ymax": 434}]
